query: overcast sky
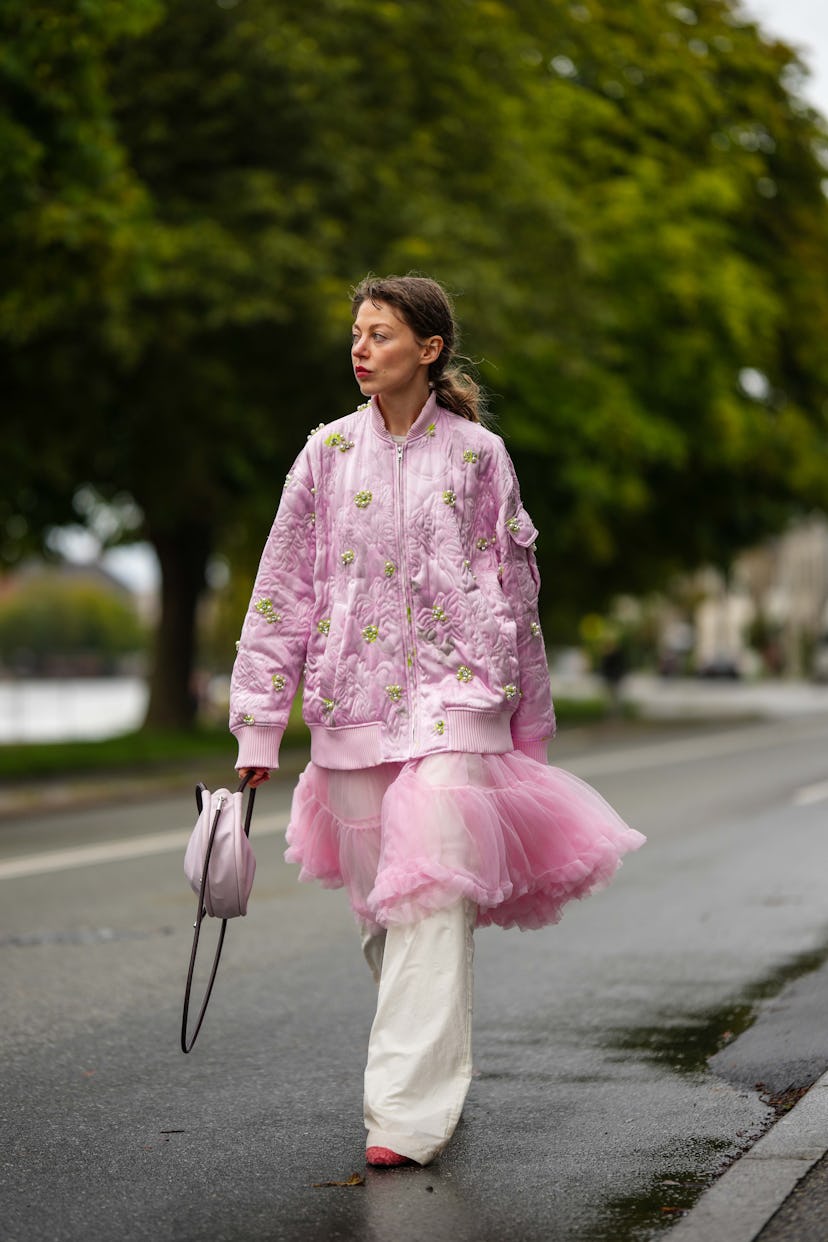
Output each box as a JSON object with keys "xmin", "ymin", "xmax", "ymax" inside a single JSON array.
[{"xmin": 745, "ymin": 0, "xmax": 828, "ymax": 118}]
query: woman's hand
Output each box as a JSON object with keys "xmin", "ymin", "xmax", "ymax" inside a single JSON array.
[{"xmin": 238, "ymin": 766, "xmax": 271, "ymax": 788}]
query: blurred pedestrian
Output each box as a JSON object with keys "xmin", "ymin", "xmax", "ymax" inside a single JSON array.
[
  {"xmin": 231, "ymin": 274, "xmax": 645, "ymax": 1168},
  {"xmin": 599, "ymin": 636, "xmax": 628, "ymax": 716}
]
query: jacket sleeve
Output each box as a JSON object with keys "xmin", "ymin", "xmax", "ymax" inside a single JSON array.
[
  {"xmin": 229, "ymin": 447, "xmax": 317, "ymax": 770},
  {"xmin": 493, "ymin": 443, "xmax": 556, "ymax": 762}
]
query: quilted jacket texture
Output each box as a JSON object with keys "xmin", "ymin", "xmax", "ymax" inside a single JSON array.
[{"xmin": 230, "ymin": 393, "xmax": 556, "ymax": 771}]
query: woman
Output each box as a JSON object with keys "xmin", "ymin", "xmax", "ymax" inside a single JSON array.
[{"xmin": 231, "ymin": 274, "xmax": 645, "ymax": 1168}]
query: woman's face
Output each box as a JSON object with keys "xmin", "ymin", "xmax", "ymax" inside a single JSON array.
[{"xmin": 351, "ymin": 300, "xmax": 441, "ymax": 402}]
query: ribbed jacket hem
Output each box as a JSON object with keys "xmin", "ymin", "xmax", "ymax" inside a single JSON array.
[
  {"xmin": 233, "ymin": 724, "xmax": 285, "ymax": 771},
  {"xmin": 443, "ymin": 709, "xmax": 514, "ymax": 754},
  {"xmin": 310, "ymin": 723, "xmax": 385, "ymax": 769},
  {"xmin": 308, "ymin": 711, "xmax": 514, "ymax": 769}
]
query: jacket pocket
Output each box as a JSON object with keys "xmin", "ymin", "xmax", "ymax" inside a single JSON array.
[{"xmin": 503, "ymin": 505, "xmax": 540, "ymax": 594}]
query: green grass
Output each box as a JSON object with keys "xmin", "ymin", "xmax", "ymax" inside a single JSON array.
[
  {"xmin": 0, "ymin": 728, "xmax": 230, "ymax": 781},
  {"xmin": 0, "ymin": 717, "xmax": 313, "ymax": 781},
  {"xmin": 0, "ymin": 697, "xmax": 616, "ymax": 781}
]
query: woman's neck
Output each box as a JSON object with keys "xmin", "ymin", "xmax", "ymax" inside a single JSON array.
[{"xmin": 377, "ymin": 382, "xmax": 431, "ymax": 436}]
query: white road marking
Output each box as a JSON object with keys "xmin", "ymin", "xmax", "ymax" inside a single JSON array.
[
  {"xmin": 792, "ymin": 780, "xmax": 828, "ymax": 807},
  {"xmin": 0, "ymin": 813, "xmax": 289, "ymax": 881}
]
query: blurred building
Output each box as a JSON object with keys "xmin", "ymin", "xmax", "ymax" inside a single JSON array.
[{"xmin": 691, "ymin": 516, "xmax": 828, "ymax": 677}]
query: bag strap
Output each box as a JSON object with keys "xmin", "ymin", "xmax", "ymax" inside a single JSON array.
[{"xmin": 180, "ymin": 773, "xmax": 257, "ymax": 1053}]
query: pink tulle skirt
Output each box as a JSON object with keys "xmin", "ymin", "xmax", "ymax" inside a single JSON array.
[{"xmin": 284, "ymin": 750, "xmax": 645, "ymax": 933}]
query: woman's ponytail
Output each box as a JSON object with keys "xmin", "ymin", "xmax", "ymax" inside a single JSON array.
[{"xmin": 430, "ymin": 363, "xmax": 485, "ymax": 424}]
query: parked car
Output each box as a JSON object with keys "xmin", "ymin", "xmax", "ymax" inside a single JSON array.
[{"xmin": 696, "ymin": 654, "xmax": 741, "ymax": 679}]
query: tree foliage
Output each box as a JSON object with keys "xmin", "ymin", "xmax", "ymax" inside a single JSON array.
[{"xmin": 2, "ymin": 0, "xmax": 828, "ymax": 720}]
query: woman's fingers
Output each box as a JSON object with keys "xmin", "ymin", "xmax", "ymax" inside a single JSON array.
[{"xmin": 239, "ymin": 767, "xmax": 271, "ymax": 787}]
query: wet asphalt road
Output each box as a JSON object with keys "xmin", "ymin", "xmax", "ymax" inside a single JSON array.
[{"xmin": 2, "ymin": 715, "xmax": 828, "ymax": 1242}]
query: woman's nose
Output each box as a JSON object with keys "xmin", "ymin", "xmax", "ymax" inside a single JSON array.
[{"xmin": 352, "ymin": 335, "xmax": 368, "ymax": 357}]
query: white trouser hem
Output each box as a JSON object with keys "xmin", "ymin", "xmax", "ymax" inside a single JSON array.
[{"xmin": 365, "ymin": 1126, "xmax": 441, "ymax": 1166}]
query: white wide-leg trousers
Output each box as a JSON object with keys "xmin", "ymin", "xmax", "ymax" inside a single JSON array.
[{"xmin": 360, "ymin": 900, "xmax": 476, "ymax": 1166}]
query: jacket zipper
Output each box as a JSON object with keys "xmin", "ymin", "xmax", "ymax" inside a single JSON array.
[{"xmin": 395, "ymin": 442, "xmax": 418, "ymax": 755}]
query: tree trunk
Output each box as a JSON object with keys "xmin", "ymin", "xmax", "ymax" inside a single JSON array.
[{"xmin": 144, "ymin": 526, "xmax": 212, "ymax": 730}]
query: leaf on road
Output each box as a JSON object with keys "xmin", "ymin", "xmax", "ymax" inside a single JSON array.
[{"xmin": 312, "ymin": 1173, "xmax": 365, "ymax": 1188}]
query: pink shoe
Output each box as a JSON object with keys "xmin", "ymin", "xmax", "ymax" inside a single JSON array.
[{"xmin": 366, "ymin": 1146, "xmax": 415, "ymax": 1167}]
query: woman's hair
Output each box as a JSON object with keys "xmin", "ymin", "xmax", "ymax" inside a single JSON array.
[{"xmin": 350, "ymin": 274, "xmax": 486, "ymax": 424}]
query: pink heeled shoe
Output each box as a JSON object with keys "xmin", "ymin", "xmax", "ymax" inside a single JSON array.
[{"xmin": 366, "ymin": 1146, "xmax": 415, "ymax": 1167}]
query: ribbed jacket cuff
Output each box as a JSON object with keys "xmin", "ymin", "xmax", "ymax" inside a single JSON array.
[
  {"xmin": 512, "ymin": 737, "xmax": 549, "ymax": 764},
  {"xmin": 233, "ymin": 724, "xmax": 285, "ymax": 771}
]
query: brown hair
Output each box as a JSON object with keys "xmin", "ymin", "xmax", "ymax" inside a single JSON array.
[{"xmin": 350, "ymin": 274, "xmax": 486, "ymax": 423}]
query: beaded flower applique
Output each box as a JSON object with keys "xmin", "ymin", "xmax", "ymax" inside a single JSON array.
[
  {"xmin": 254, "ymin": 599, "xmax": 281, "ymax": 624},
  {"xmin": 324, "ymin": 432, "xmax": 354, "ymax": 452}
]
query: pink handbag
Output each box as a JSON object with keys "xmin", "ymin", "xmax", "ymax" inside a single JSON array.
[
  {"xmin": 184, "ymin": 781, "xmax": 257, "ymax": 917},
  {"xmin": 181, "ymin": 774, "xmax": 257, "ymax": 1052}
]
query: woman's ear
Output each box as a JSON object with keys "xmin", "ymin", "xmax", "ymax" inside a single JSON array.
[{"xmin": 422, "ymin": 335, "xmax": 444, "ymax": 364}]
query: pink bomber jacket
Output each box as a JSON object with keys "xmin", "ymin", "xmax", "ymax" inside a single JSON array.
[{"xmin": 230, "ymin": 393, "xmax": 556, "ymax": 771}]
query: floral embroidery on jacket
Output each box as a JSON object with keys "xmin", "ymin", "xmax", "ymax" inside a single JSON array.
[{"xmin": 254, "ymin": 599, "xmax": 281, "ymax": 624}]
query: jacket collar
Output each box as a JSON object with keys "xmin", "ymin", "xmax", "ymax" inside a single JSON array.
[{"xmin": 369, "ymin": 392, "xmax": 441, "ymax": 443}]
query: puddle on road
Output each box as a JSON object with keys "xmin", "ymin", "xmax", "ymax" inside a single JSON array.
[
  {"xmin": 607, "ymin": 942, "xmax": 828, "ymax": 1076},
  {"xmin": 589, "ymin": 1148, "xmax": 732, "ymax": 1242}
]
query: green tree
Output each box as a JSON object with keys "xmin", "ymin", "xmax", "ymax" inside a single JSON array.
[
  {"xmin": 3, "ymin": 0, "xmax": 828, "ymax": 723},
  {"xmin": 0, "ymin": 574, "xmax": 146, "ymax": 673}
]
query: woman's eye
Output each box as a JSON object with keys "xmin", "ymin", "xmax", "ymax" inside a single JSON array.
[{"xmin": 373, "ymin": 333, "xmax": 386, "ymax": 342}]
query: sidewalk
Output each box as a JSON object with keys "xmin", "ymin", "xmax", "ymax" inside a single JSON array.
[
  {"xmin": 0, "ymin": 745, "xmax": 312, "ymax": 821},
  {"xmin": 562, "ymin": 671, "xmax": 828, "ymax": 722},
  {"xmin": 667, "ymin": 1067, "xmax": 828, "ymax": 1242}
]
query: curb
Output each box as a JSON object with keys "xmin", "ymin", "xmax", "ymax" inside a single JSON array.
[
  {"xmin": 667, "ymin": 1068, "xmax": 828, "ymax": 1241},
  {"xmin": 0, "ymin": 750, "xmax": 311, "ymax": 822}
]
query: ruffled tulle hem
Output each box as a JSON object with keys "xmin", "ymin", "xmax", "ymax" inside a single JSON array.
[{"xmin": 284, "ymin": 750, "xmax": 645, "ymax": 932}]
